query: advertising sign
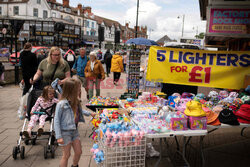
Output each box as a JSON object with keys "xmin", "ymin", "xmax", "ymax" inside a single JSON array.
[
  {"xmin": 0, "ymin": 48, "xmax": 10, "ymax": 57},
  {"xmin": 207, "ymin": 7, "xmax": 250, "ymax": 37},
  {"xmin": 146, "ymin": 46, "xmax": 250, "ymax": 90}
]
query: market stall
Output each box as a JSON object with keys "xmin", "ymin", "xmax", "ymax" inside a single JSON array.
[{"xmin": 89, "ymin": 46, "xmax": 250, "ymax": 166}]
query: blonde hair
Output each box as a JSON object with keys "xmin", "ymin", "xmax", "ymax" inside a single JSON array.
[
  {"xmin": 47, "ymin": 47, "xmax": 65, "ymax": 68},
  {"xmin": 72, "ymin": 75, "xmax": 82, "ymax": 99},
  {"xmin": 41, "ymin": 86, "xmax": 55, "ymax": 102},
  {"xmin": 60, "ymin": 78, "xmax": 79, "ymax": 115}
]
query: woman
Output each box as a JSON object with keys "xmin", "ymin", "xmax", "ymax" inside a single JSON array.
[
  {"xmin": 111, "ymin": 52, "xmax": 124, "ymax": 86},
  {"xmin": 84, "ymin": 52, "xmax": 105, "ymax": 99},
  {"xmin": 20, "ymin": 43, "xmax": 38, "ymax": 95},
  {"xmin": 30, "ymin": 47, "xmax": 70, "ymax": 88},
  {"xmin": 104, "ymin": 49, "xmax": 112, "ymax": 77}
]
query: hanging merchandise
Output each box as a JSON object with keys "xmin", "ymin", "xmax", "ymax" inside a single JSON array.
[{"xmin": 124, "ymin": 49, "xmax": 141, "ymax": 98}]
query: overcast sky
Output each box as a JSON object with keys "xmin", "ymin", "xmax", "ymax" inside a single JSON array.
[{"xmin": 58, "ymin": 0, "xmax": 206, "ymax": 41}]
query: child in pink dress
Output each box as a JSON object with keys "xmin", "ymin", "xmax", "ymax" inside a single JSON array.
[{"xmin": 23, "ymin": 86, "xmax": 58, "ymax": 138}]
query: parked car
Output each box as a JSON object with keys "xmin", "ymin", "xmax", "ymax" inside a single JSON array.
[{"xmin": 9, "ymin": 46, "xmax": 49, "ymax": 65}]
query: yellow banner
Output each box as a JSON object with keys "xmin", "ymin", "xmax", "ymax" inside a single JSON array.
[{"xmin": 146, "ymin": 46, "xmax": 250, "ymax": 90}]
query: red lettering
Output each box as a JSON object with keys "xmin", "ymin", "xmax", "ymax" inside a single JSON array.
[
  {"xmin": 204, "ymin": 67, "xmax": 211, "ymax": 83},
  {"xmin": 170, "ymin": 66, "xmax": 175, "ymax": 72},
  {"xmin": 105, "ymin": 78, "xmax": 115, "ymax": 89},
  {"xmin": 100, "ymin": 80, "xmax": 106, "ymax": 89},
  {"xmin": 189, "ymin": 66, "xmax": 203, "ymax": 83},
  {"xmin": 116, "ymin": 79, "xmax": 124, "ymax": 89},
  {"xmin": 176, "ymin": 66, "xmax": 181, "ymax": 72},
  {"xmin": 182, "ymin": 66, "xmax": 187, "ymax": 72}
]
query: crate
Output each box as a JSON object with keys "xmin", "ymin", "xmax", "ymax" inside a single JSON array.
[{"xmin": 98, "ymin": 132, "xmax": 146, "ymax": 167}]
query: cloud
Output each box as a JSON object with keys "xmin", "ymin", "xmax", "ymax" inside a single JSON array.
[
  {"xmin": 59, "ymin": 0, "xmax": 207, "ymax": 42},
  {"xmin": 124, "ymin": 1, "xmax": 161, "ymax": 30}
]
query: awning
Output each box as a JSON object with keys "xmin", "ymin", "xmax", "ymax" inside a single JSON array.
[{"xmin": 84, "ymin": 41, "xmax": 97, "ymax": 45}]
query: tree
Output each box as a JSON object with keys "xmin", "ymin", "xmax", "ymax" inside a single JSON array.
[{"xmin": 195, "ymin": 32, "xmax": 205, "ymax": 39}]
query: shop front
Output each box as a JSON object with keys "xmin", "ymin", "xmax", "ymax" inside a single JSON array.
[{"xmin": 201, "ymin": 4, "xmax": 250, "ymax": 51}]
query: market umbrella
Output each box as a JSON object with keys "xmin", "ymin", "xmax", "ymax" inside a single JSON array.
[{"xmin": 126, "ymin": 37, "xmax": 159, "ymax": 46}]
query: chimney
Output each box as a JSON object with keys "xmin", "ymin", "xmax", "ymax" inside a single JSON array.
[
  {"xmin": 63, "ymin": 0, "xmax": 69, "ymax": 7},
  {"xmin": 134, "ymin": 26, "xmax": 140, "ymax": 31},
  {"xmin": 77, "ymin": 4, "xmax": 83, "ymax": 13},
  {"xmin": 85, "ymin": 6, "xmax": 92, "ymax": 14}
]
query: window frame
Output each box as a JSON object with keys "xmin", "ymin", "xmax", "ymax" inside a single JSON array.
[
  {"xmin": 37, "ymin": 0, "xmax": 41, "ymax": 4},
  {"xmin": 33, "ymin": 8, "xmax": 39, "ymax": 17},
  {"xmin": 43, "ymin": 10, "xmax": 48, "ymax": 19},
  {"xmin": 13, "ymin": 6, "xmax": 19, "ymax": 16}
]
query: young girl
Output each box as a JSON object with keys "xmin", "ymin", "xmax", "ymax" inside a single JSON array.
[
  {"xmin": 23, "ymin": 86, "xmax": 58, "ymax": 138},
  {"xmin": 54, "ymin": 78, "xmax": 95, "ymax": 167}
]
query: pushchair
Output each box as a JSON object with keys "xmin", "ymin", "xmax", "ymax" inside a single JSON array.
[{"xmin": 12, "ymin": 88, "xmax": 57, "ymax": 160}]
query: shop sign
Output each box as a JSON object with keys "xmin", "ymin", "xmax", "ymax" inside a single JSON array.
[
  {"xmin": 61, "ymin": 33, "xmax": 78, "ymax": 38},
  {"xmin": 180, "ymin": 38, "xmax": 203, "ymax": 46},
  {"xmin": 147, "ymin": 46, "xmax": 250, "ymax": 90},
  {"xmin": 35, "ymin": 31, "xmax": 54, "ymax": 36},
  {"xmin": 0, "ymin": 48, "xmax": 10, "ymax": 57},
  {"xmin": 207, "ymin": 7, "xmax": 250, "ymax": 37}
]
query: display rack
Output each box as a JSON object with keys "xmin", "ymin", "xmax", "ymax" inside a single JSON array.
[
  {"xmin": 126, "ymin": 49, "xmax": 141, "ymax": 97},
  {"xmin": 98, "ymin": 132, "xmax": 146, "ymax": 167}
]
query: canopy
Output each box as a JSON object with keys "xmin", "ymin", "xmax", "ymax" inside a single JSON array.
[{"xmin": 126, "ymin": 37, "xmax": 159, "ymax": 46}]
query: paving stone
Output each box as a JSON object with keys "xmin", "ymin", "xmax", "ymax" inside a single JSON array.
[
  {"xmin": 0, "ymin": 145, "xmax": 8, "ymax": 153},
  {"xmin": 0, "ymin": 154, "xmax": 10, "ymax": 166},
  {"xmin": 0, "ymin": 135, "xmax": 8, "ymax": 143}
]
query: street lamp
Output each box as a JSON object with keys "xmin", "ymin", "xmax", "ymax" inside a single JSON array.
[
  {"xmin": 135, "ymin": 0, "xmax": 139, "ymax": 38},
  {"xmin": 177, "ymin": 14, "xmax": 185, "ymax": 37},
  {"xmin": 149, "ymin": 28, "xmax": 154, "ymax": 39}
]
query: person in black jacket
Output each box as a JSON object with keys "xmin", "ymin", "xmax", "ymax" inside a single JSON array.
[
  {"xmin": 20, "ymin": 43, "xmax": 38, "ymax": 95},
  {"xmin": 104, "ymin": 49, "xmax": 112, "ymax": 77}
]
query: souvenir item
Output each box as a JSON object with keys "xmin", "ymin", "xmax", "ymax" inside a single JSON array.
[
  {"xmin": 218, "ymin": 109, "xmax": 240, "ymax": 125},
  {"xmin": 184, "ymin": 101, "xmax": 206, "ymax": 117}
]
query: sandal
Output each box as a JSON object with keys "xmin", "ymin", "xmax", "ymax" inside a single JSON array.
[
  {"xmin": 37, "ymin": 128, "xmax": 44, "ymax": 137},
  {"xmin": 23, "ymin": 131, "xmax": 30, "ymax": 139}
]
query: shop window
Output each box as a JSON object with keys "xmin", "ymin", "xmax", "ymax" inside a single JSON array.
[
  {"xmin": 87, "ymin": 21, "xmax": 89, "ymax": 28},
  {"xmin": 13, "ymin": 6, "xmax": 19, "ymax": 15},
  {"xmin": 52, "ymin": 12, "xmax": 56, "ymax": 18},
  {"xmin": 33, "ymin": 8, "xmax": 38, "ymax": 17},
  {"xmin": 37, "ymin": 0, "xmax": 41, "ymax": 4},
  {"xmin": 43, "ymin": 10, "xmax": 48, "ymax": 19}
]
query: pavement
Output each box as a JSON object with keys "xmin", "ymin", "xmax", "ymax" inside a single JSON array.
[{"xmin": 0, "ymin": 73, "xmax": 250, "ymax": 167}]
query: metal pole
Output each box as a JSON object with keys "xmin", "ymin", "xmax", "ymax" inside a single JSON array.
[
  {"xmin": 135, "ymin": 0, "xmax": 139, "ymax": 38},
  {"xmin": 181, "ymin": 14, "xmax": 185, "ymax": 37},
  {"xmin": 15, "ymin": 32, "xmax": 19, "ymax": 85}
]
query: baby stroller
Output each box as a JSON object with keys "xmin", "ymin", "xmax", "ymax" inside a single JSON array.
[{"xmin": 12, "ymin": 88, "xmax": 57, "ymax": 160}]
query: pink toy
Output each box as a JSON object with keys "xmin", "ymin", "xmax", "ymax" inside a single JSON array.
[
  {"xmin": 189, "ymin": 116, "xmax": 207, "ymax": 130},
  {"xmin": 117, "ymin": 132, "xmax": 124, "ymax": 147},
  {"xmin": 124, "ymin": 131, "xmax": 130, "ymax": 146},
  {"xmin": 131, "ymin": 129, "xmax": 138, "ymax": 145},
  {"xmin": 138, "ymin": 131, "xmax": 144, "ymax": 145},
  {"xmin": 176, "ymin": 98, "xmax": 191, "ymax": 112},
  {"xmin": 105, "ymin": 129, "xmax": 112, "ymax": 146},
  {"xmin": 110, "ymin": 132, "xmax": 118, "ymax": 147}
]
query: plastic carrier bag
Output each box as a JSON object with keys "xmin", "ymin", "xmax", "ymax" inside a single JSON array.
[{"xmin": 17, "ymin": 86, "xmax": 32, "ymax": 120}]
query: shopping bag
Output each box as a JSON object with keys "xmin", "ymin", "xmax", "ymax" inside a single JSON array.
[{"xmin": 17, "ymin": 86, "xmax": 32, "ymax": 120}]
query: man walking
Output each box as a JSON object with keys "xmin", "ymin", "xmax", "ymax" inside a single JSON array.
[{"xmin": 72, "ymin": 47, "xmax": 89, "ymax": 99}]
